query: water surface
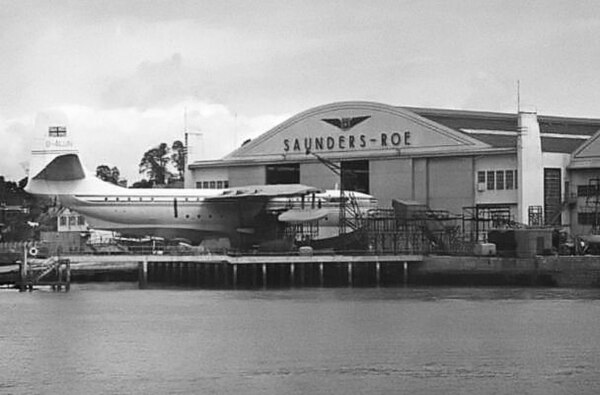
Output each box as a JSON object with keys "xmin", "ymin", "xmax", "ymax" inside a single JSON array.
[{"xmin": 2, "ymin": 285, "xmax": 600, "ymax": 394}]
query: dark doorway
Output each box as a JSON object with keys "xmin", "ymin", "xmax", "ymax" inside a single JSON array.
[
  {"xmin": 266, "ymin": 163, "xmax": 300, "ymax": 184},
  {"xmin": 544, "ymin": 168, "xmax": 561, "ymax": 225},
  {"xmin": 341, "ymin": 160, "xmax": 369, "ymax": 194}
]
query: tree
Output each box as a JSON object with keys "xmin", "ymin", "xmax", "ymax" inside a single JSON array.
[
  {"xmin": 171, "ymin": 140, "xmax": 186, "ymax": 180},
  {"xmin": 139, "ymin": 143, "xmax": 171, "ymax": 185},
  {"xmin": 0, "ymin": 176, "xmax": 53, "ymax": 241},
  {"xmin": 96, "ymin": 165, "xmax": 121, "ymax": 185}
]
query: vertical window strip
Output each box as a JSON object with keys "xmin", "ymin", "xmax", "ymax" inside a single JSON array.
[
  {"xmin": 487, "ymin": 171, "xmax": 495, "ymax": 190},
  {"xmin": 505, "ymin": 170, "xmax": 514, "ymax": 190},
  {"xmin": 477, "ymin": 171, "xmax": 485, "ymax": 184},
  {"xmin": 496, "ymin": 170, "xmax": 504, "ymax": 190}
]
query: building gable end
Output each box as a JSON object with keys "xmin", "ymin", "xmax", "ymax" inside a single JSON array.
[
  {"xmin": 570, "ymin": 129, "xmax": 600, "ymax": 168},
  {"xmin": 225, "ymin": 101, "xmax": 490, "ymax": 161}
]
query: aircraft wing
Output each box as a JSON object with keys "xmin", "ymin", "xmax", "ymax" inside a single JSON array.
[{"xmin": 205, "ymin": 184, "xmax": 321, "ymax": 201}]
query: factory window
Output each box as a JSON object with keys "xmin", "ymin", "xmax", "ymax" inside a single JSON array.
[
  {"xmin": 341, "ymin": 160, "xmax": 369, "ymax": 194},
  {"xmin": 486, "ymin": 171, "xmax": 495, "ymax": 190},
  {"xmin": 496, "ymin": 171, "xmax": 504, "ymax": 190},
  {"xmin": 505, "ymin": 170, "xmax": 514, "ymax": 190},
  {"xmin": 60, "ymin": 217, "xmax": 67, "ymax": 226},
  {"xmin": 266, "ymin": 163, "xmax": 300, "ymax": 184},
  {"xmin": 198, "ymin": 180, "xmax": 228, "ymax": 189},
  {"xmin": 477, "ymin": 171, "xmax": 485, "ymax": 184},
  {"xmin": 578, "ymin": 185, "xmax": 599, "ymax": 197},
  {"xmin": 479, "ymin": 169, "xmax": 518, "ymax": 191}
]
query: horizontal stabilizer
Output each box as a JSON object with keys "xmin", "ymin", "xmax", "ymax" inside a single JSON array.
[{"xmin": 278, "ymin": 208, "xmax": 329, "ymax": 223}]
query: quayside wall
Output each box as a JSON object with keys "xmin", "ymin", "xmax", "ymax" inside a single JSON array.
[
  {"xmin": 413, "ymin": 256, "xmax": 600, "ymax": 287},
  {"xmin": 536, "ymin": 256, "xmax": 600, "ymax": 287},
  {"xmin": 413, "ymin": 256, "xmax": 550, "ymax": 286}
]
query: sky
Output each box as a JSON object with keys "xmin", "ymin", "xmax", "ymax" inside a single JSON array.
[{"xmin": 2, "ymin": 0, "xmax": 600, "ymax": 183}]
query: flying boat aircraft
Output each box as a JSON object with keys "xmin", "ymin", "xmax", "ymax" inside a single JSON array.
[{"xmin": 25, "ymin": 122, "xmax": 377, "ymax": 250}]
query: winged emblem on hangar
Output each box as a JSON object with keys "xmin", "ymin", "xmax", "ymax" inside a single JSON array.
[{"xmin": 321, "ymin": 116, "xmax": 371, "ymax": 131}]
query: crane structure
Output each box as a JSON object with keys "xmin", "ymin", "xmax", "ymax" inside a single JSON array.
[{"xmin": 305, "ymin": 150, "xmax": 363, "ymax": 238}]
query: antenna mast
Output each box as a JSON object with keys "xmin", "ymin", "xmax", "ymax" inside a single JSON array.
[
  {"xmin": 184, "ymin": 107, "xmax": 189, "ymax": 166},
  {"xmin": 517, "ymin": 80, "xmax": 521, "ymax": 112}
]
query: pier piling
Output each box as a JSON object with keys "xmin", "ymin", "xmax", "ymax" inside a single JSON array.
[
  {"xmin": 262, "ymin": 263, "xmax": 267, "ymax": 289},
  {"xmin": 138, "ymin": 258, "xmax": 148, "ymax": 289},
  {"xmin": 319, "ymin": 262, "xmax": 324, "ymax": 287},
  {"xmin": 232, "ymin": 264, "xmax": 238, "ymax": 289},
  {"xmin": 347, "ymin": 262, "xmax": 353, "ymax": 287}
]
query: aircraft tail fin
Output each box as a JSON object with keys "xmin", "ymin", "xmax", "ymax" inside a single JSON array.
[
  {"xmin": 25, "ymin": 111, "xmax": 98, "ymax": 196},
  {"xmin": 27, "ymin": 111, "xmax": 84, "ymax": 179}
]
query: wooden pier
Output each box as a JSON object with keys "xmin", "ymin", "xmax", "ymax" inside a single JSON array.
[
  {"xmin": 61, "ymin": 254, "xmax": 423, "ymax": 289},
  {"xmin": 17, "ymin": 256, "xmax": 71, "ymax": 292}
]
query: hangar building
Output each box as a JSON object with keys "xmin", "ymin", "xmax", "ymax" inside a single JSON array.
[{"xmin": 185, "ymin": 101, "xmax": 600, "ymax": 237}]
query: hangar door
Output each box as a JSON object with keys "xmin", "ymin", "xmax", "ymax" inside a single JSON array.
[
  {"xmin": 266, "ymin": 163, "xmax": 300, "ymax": 184},
  {"xmin": 341, "ymin": 160, "xmax": 369, "ymax": 194}
]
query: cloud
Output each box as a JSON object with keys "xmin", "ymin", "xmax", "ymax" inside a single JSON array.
[
  {"xmin": 1, "ymin": 99, "xmax": 288, "ymax": 184},
  {"xmin": 101, "ymin": 53, "xmax": 193, "ymax": 109},
  {"xmin": 461, "ymin": 72, "xmax": 517, "ymax": 113},
  {"xmin": 6, "ymin": 0, "xmax": 600, "ymax": 187}
]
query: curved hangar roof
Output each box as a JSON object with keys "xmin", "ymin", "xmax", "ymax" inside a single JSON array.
[
  {"xmin": 409, "ymin": 106, "xmax": 600, "ymax": 154},
  {"xmin": 190, "ymin": 102, "xmax": 600, "ymax": 168}
]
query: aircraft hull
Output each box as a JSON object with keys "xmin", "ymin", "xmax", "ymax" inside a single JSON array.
[{"xmin": 59, "ymin": 193, "xmax": 265, "ymax": 245}]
